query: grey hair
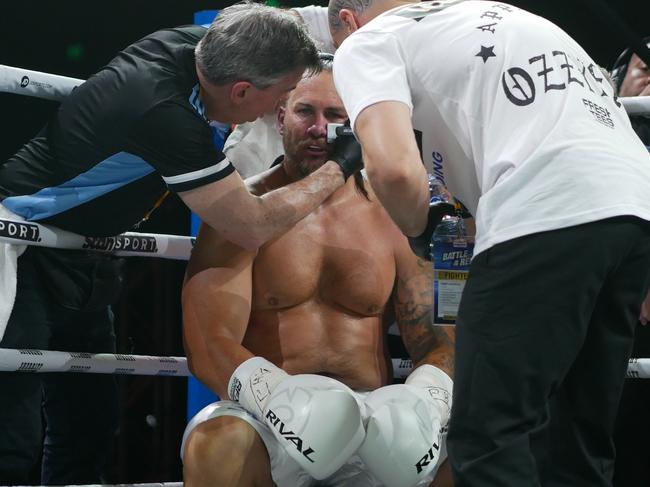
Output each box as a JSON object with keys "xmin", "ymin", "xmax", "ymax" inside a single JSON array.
[
  {"xmin": 328, "ymin": 0, "xmax": 373, "ymax": 33},
  {"xmin": 196, "ymin": 2, "xmax": 321, "ymax": 89}
]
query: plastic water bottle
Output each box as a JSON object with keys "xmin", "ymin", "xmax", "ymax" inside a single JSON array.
[{"xmin": 428, "ymin": 176, "xmax": 474, "ymax": 326}]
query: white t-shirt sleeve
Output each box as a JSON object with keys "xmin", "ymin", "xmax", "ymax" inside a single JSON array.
[
  {"xmin": 292, "ymin": 6, "xmax": 336, "ymax": 54},
  {"xmin": 333, "ymin": 31, "xmax": 413, "ymax": 131}
]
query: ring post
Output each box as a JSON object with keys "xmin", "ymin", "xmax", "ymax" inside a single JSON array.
[{"xmin": 186, "ymin": 8, "xmax": 221, "ymax": 423}]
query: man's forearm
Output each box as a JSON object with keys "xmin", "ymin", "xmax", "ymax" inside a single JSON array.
[
  {"xmin": 206, "ymin": 337, "xmax": 255, "ymax": 398},
  {"xmin": 182, "ymin": 256, "xmax": 257, "ymax": 398},
  {"xmin": 186, "ymin": 334, "xmax": 255, "ymax": 399},
  {"xmin": 251, "ymin": 160, "xmax": 344, "ymax": 245},
  {"xmin": 354, "ymin": 101, "xmax": 431, "ymax": 237},
  {"xmin": 417, "ymin": 341, "xmax": 455, "ymax": 379},
  {"xmin": 365, "ymin": 158, "xmax": 430, "ymax": 237},
  {"xmin": 394, "ymin": 258, "xmax": 456, "ymax": 378},
  {"xmin": 402, "ymin": 324, "xmax": 455, "ymax": 378},
  {"xmin": 180, "ymin": 162, "xmax": 346, "ymax": 251}
]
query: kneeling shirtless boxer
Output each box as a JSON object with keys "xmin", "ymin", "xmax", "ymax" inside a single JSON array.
[{"xmin": 181, "ymin": 57, "xmax": 454, "ymax": 487}]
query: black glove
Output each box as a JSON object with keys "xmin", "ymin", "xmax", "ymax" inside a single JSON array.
[
  {"xmin": 329, "ymin": 125, "xmax": 363, "ymax": 180},
  {"xmin": 455, "ymin": 198, "xmax": 473, "ymax": 219},
  {"xmin": 407, "ymin": 200, "xmax": 458, "ymax": 261}
]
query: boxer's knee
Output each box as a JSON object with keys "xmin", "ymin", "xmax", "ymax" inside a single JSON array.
[
  {"xmin": 184, "ymin": 416, "xmax": 273, "ymax": 487},
  {"xmin": 186, "ymin": 415, "xmax": 259, "ymax": 457}
]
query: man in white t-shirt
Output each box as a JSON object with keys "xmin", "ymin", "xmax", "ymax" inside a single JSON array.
[{"xmin": 329, "ymin": 1, "xmax": 650, "ymax": 486}]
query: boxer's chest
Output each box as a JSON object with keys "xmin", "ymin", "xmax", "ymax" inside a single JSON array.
[{"xmin": 252, "ymin": 208, "xmax": 396, "ymax": 315}]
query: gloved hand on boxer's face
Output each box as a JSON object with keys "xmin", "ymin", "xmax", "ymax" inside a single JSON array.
[
  {"xmin": 329, "ymin": 124, "xmax": 363, "ymax": 180},
  {"xmin": 228, "ymin": 356, "xmax": 366, "ymax": 480},
  {"xmin": 359, "ymin": 365, "xmax": 453, "ymax": 487}
]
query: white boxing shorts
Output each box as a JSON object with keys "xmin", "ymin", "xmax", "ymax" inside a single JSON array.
[{"xmin": 181, "ymin": 392, "xmax": 446, "ymax": 487}]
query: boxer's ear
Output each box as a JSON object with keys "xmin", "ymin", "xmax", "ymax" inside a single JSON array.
[{"xmin": 278, "ymin": 106, "xmax": 287, "ymax": 136}]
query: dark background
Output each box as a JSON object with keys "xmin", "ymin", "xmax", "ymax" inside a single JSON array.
[{"xmin": 1, "ymin": 0, "xmax": 649, "ymax": 483}]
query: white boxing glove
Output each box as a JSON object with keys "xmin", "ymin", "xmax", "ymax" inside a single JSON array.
[
  {"xmin": 359, "ymin": 365, "xmax": 453, "ymax": 487},
  {"xmin": 228, "ymin": 356, "xmax": 365, "ymax": 480}
]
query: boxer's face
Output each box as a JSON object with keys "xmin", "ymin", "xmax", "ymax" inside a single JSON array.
[
  {"xmin": 278, "ymin": 71, "xmax": 348, "ymax": 177},
  {"xmin": 620, "ymin": 51, "xmax": 650, "ymax": 97}
]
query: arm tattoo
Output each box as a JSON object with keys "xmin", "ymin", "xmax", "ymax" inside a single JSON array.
[{"xmin": 394, "ymin": 258, "xmax": 455, "ymax": 377}]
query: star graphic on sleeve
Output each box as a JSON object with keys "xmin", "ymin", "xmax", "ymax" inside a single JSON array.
[{"xmin": 476, "ymin": 45, "xmax": 496, "ymax": 63}]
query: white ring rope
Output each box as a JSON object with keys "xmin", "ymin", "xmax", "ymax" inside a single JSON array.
[
  {"xmin": 0, "ymin": 64, "xmax": 82, "ymax": 101},
  {"xmin": 620, "ymin": 96, "xmax": 650, "ymax": 115},
  {"xmin": 0, "ymin": 348, "xmax": 190, "ymax": 376},
  {"xmin": 2, "ymin": 483, "xmax": 182, "ymax": 487},
  {"xmin": 2, "ymin": 63, "xmax": 649, "ymax": 115},
  {"xmin": 626, "ymin": 357, "xmax": 650, "ymax": 379},
  {"xmin": 1, "ymin": 348, "xmax": 648, "ymax": 379},
  {"xmin": 0, "ymin": 218, "xmax": 194, "ymax": 260}
]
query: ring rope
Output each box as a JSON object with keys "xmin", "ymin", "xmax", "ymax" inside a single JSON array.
[
  {"xmin": 0, "ymin": 64, "xmax": 82, "ymax": 101},
  {"xmin": 618, "ymin": 95, "xmax": 650, "ymax": 115},
  {"xmin": 0, "ymin": 348, "xmax": 189, "ymax": 376},
  {"xmin": 2, "ymin": 63, "xmax": 649, "ymax": 115},
  {"xmin": 1, "ymin": 348, "xmax": 648, "ymax": 379},
  {"xmin": 0, "ymin": 218, "xmax": 194, "ymax": 260},
  {"xmin": 0, "ymin": 483, "xmax": 182, "ymax": 487}
]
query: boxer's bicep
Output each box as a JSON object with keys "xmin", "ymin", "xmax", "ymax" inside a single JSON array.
[
  {"xmin": 183, "ymin": 222, "xmax": 256, "ymax": 342},
  {"xmin": 182, "ymin": 222, "xmax": 257, "ymax": 395}
]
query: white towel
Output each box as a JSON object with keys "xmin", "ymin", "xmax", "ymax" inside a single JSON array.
[
  {"xmin": 223, "ymin": 112, "xmax": 284, "ymax": 179},
  {"xmin": 0, "ymin": 204, "xmax": 27, "ymax": 342}
]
